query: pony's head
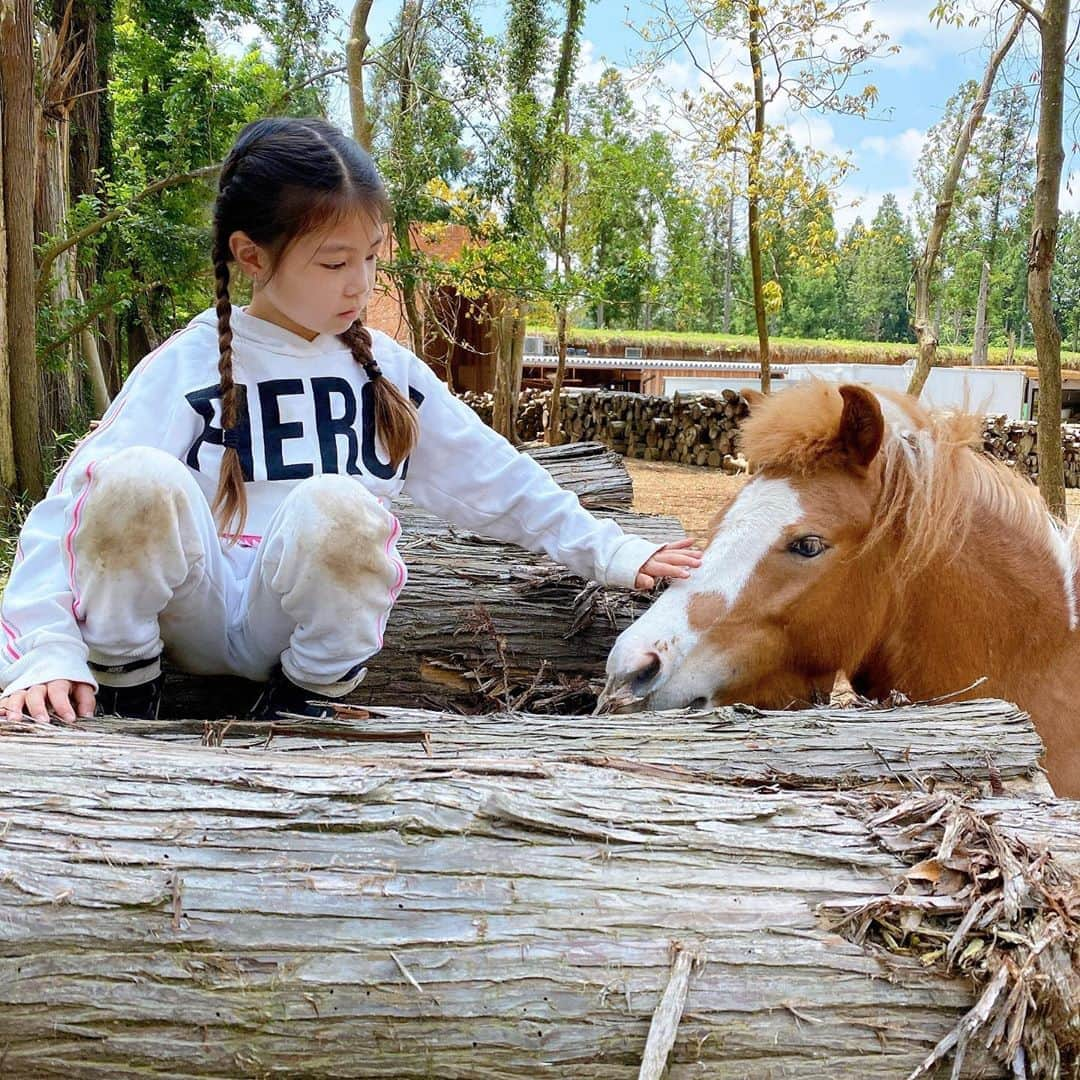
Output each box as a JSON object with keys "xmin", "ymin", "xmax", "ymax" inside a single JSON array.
[{"xmin": 602, "ymin": 381, "xmax": 985, "ymax": 712}]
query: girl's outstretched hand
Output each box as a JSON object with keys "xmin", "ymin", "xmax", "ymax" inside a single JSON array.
[
  {"xmin": 0, "ymin": 680, "xmax": 96, "ymax": 724},
  {"xmin": 634, "ymin": 537, "xmax": 703, "ymax": 590}
]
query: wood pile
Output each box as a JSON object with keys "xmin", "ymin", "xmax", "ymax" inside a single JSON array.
[
  {"xmin": 461, "ymin": 389, "xmax": 751, "ymax": 472},
  {"xmin": 982, "ymin": 415, "xmax": 1080, "ymax": 486},
  {"xmin": 459, "ymin": 387, "xmax": 550, "ymax": 441},
  {"xmin": 461, "ymin": 388, "xmax": 1080, "ymax": 485},
  {"xmin": 0, "ymin": 698, "xmax": 1075, "ymax": 1077}
]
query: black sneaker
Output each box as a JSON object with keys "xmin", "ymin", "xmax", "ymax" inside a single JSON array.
[
  {"xmin": 247, "ymin": 662, "xmax": 365, "ymax": 722},
  {"xmin": 92, "ymin": 661, "xmax": 166, "ymax": 722}
]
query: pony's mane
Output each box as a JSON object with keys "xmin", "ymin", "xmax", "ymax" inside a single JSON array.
[{"xmin": 739, "ymin": 381, "xmax": 1072, "ymax": 582}]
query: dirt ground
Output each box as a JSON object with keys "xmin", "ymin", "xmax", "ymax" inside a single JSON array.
[
  {"xmin": 624, "ymin": 459, "xmax": 747, "ymax": 539},
  {"xmin": 625, "ymin": 458, "xmax": 1080, "ymax": 534}
]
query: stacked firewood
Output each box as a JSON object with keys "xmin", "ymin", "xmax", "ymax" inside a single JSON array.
[
  {"xmin": 552, "ymin": 389, "xmax": 749, "ymax": 468},
  {"xmin": 460, "ymin": 388, "xmax": 751, "ymax": 472},
  {"xmin": 458, "ymin": 388, "xmax": 549, "ymax": 441},
  {"xmin": 982, "ymin": 415, "xmax": 1080, "ymax": 487},
  {"xmin": 459, "ymin": 388, "xmax": 1080, "ymax": 486}
]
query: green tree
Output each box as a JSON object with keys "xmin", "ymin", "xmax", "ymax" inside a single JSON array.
[
  {"xmin": 487, "ymin": 0, "xmax": 586, "ymax": 440},
  {"xmin": 646, "ymin": 0, "xmax": 892, "ymax": 390},
  {"xmin": 569, "ymin": 71, "xmax": 672, "ymax": 329},
  {"xmin": 1052, "ymin": 211, "xmax": 1080, "ymax": 351},
  {"xmin": 834, "ymin": 217, "xmax": 867, "ymax": 339},
  {"xmin": 906, "ymin": 6, "xmax": 1026, "ymax": 393},
  {"xmin": 849, "ymin": 195, "xmax": 915, "ymax": 342},
  {"xmin": 757, "ymin": 139, "xmax": 843, "ymax": 338},
  {"xmin": 655, "ymin": 188, "xmax": 711, "ymax": 332},
  {"xmin": 367, "ymin": 0, "xmax": 480, "ymax": 354},
  {"xmin": 912, "ymin": 79, "xmax": 1033, "ymax": 356}
]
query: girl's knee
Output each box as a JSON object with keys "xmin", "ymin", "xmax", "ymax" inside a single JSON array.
[
  {"xmin": 273, "ymin": 476, "xmax": 400, "ymax": 592},
  {"xmin": 290, "ymin": 475, "xmax": 393, "ymax": 542},
  {"xmin": 73, "ymin": 448, "xmax": 198, "ymax": 569},
  {"xmin": 87, "ymin": 446, "xmax": 197, "ymax": 499}
]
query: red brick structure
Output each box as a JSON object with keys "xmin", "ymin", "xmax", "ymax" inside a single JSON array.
[{"xmin": 366, "ymin": 223, "xmax": 499, "ymax": 392}]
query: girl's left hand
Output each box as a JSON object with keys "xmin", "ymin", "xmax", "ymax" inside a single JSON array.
[{"xmin": 635, "ymin": 537, "xmax": 703, "ymax": 590}]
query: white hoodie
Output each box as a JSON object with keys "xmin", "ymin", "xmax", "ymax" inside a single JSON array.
[{"xmin": 0, "ymin": 306, "xmax": 662, "ymax": 695}]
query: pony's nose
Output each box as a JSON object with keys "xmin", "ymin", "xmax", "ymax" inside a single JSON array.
[
  {"xmin": 631, "ymin": 651, "xmax": 662, "ymax": 690},
  {"xmin": 596, "ymin": 650, "xmax": 664, "ymax": 713}
]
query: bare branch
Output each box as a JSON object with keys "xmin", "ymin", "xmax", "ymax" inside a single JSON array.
[
  {"xmin": 35, "ymin": 164, "xmax": 221, "ymax": 302},
  {"xmin": 1007, "ymin": 0, "xmax": 1044, "ymax": 26}
]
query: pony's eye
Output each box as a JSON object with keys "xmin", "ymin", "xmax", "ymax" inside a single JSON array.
[
  {"xmin": 322, "ymin": 262, "xmax": 346, "ymax": 270},
  {"xmin": 790, "ymin": 536, "xmax": 826, "ymax": 559}
]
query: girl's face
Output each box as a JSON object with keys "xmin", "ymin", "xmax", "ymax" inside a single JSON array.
[{"xmin": 232, "ymin": 211, "xmax": 385, "ymax": 342}]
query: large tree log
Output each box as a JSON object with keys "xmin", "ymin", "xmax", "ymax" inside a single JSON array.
[
  {"xmin": 167, "ymin": 443, "xmax": 668, "ymax": 717},
  {"xmin": 96, "ymin": 697, "xmax": 1047, "ymax": 792},
  {"xmin": 0, "ymin": 699, "xmax": 1067, "ymax": 1077}
]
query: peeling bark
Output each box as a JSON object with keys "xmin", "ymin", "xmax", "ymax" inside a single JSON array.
[{"xmin": 0, "ymin": 697, "xmax": 1061, "ymax": 1077}]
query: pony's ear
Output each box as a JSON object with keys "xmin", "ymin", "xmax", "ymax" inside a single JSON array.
[
  {"xmin": 741, "ymin": 388, "xmax": 766, "ymax": 412},
  {"xmin": 836, "ymin": 385, "xmax": 884, "ymax": 467}
]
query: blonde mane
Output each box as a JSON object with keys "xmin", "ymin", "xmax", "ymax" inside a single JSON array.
[{"xmin": 739, "ymin": 382, "xmax": 1075, "ymax": 583}]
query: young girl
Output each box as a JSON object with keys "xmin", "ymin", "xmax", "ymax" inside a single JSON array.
[{"xmin": 0, "ymin": 116, "xmax": 700, "ymax": 725}]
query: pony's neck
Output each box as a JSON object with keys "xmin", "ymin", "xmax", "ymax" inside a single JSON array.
[
  {"xmin": 865, "ymin": 471, "xmax": 1080, "ymax": 793},
  {"xmin": 879, "ymin": 514, "xmax": 1074, "ymax": 689}
]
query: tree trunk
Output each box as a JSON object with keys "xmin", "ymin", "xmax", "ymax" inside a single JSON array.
[
  {"xmin": 972, "ymin": 259, "xmax": 991, "ymax": 365},
  {"xmin": 76, "ymin": 281, "xmax": 111, "ymax": 415},
  {"xmin": 509, "ymin": 308, "xmax": 525, "ymax": 411},
  {"xmin": 907, "ymin": 7, "xmax": 1025, "ymax": 397},
  {"xmin": 36, "ymin": 19, "xmax": 82, "ymax": 438},
  {"xmin": 398, "ymin": 258, "xmax": 425, "ymax": 358},
  {"xmin": 0, "ymin": 698, "xmax": 1062, "ymax": 1077},
  {"xmin": 722, "ymin": 160, "xmax": 735, "ymax": 335},
  {"xmin": 0, "ymin": 0, "xmax": 44, "ymax": 499},
  {"xmin": 95, "ymin": 696, "xmax": 1047, "ymax": 790},
  {"xmin": 0, "ymin": 70, "xmax": 18, "ymax": 506},
  {"xmin": 545, "ymin": 112, "xmax": 571, "ymax": 448},
  {"xmin": 492, "ymin": 301, "xmax": 526, "ymax": 443},
  {"xmin": 52, "ymin": 0, "xmax": 110, "ymax": 426},
  {"xmin": 545, "ymin": 305, "xmax": 569, "ymax": 446},
  {"xmin": 347, "ymin": 0, "xmax": 374, "ymax": 150},
  {"xmin": 747, "ymin": 10, "xmax": 770, "ymax": 393},
  {"xmin": 491, "ymin": 296, "xmax": 518, "ymax": 439},
  {"xmin": 389, "ymin": 9, "xmax": 425, "ymax": 357},
  {"xmin": 1028, "ymin": 0, "xmax": 1070, "ymax": 521}
]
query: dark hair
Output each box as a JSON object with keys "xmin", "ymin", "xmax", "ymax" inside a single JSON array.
[{"xmin": 210, "ymin": 116, "xmax": 418, "ymax": 540}]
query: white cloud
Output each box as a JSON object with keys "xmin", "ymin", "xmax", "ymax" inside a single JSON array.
[
  {"xmin": 851, "ymin": 0, "xmax": 988, "ymax": 52},
  {"xmin": 860, "ymin": 127, "xmax": 926, "ymax": 169},
  {"xmin": 834, "ymin": 183, "xmax": 918, "ymax": 235}
]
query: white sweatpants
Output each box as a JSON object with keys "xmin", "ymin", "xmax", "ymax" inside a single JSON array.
[{"xmin": 67, "ymin": 447, "xmax": 406, "ymax": 695}]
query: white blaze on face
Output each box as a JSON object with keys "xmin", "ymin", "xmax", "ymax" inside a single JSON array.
[{"xmin": 605, "ymin": 476, "xmax": 804, "ymax": 707}]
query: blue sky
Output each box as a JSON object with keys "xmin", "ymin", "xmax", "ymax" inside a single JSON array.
[{"xmin": 318, "ymin": 0, "xmax": 1073, "ymax": 232}]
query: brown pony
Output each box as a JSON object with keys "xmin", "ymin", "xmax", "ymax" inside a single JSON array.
[{"xmin": 601, "ymin": 381, "xmax": 1080, "ymax": 796}]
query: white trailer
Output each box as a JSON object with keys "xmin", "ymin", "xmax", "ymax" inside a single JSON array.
[{"xmin": 664, "ymin": 362, "xmax": 1037, "ymax": 421}]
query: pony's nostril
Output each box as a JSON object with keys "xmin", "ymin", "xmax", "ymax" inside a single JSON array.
[
  {"xmin": 687, "ymin": 696, "xmax": 708, "ymax": 711},
  {"xmin": 633, "ymin": 652, "xmax": 662, "ymax": 690}
]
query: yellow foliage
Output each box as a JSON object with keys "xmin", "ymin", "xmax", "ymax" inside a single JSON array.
[{"xmin": 763, "ymin": 279, "xmax": 784, "ymax": 314}]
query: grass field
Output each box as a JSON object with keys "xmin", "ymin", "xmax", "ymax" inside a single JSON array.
[{"xmin": 531, "ymin": 325, "xmax": 1080, "ymax": 369}]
